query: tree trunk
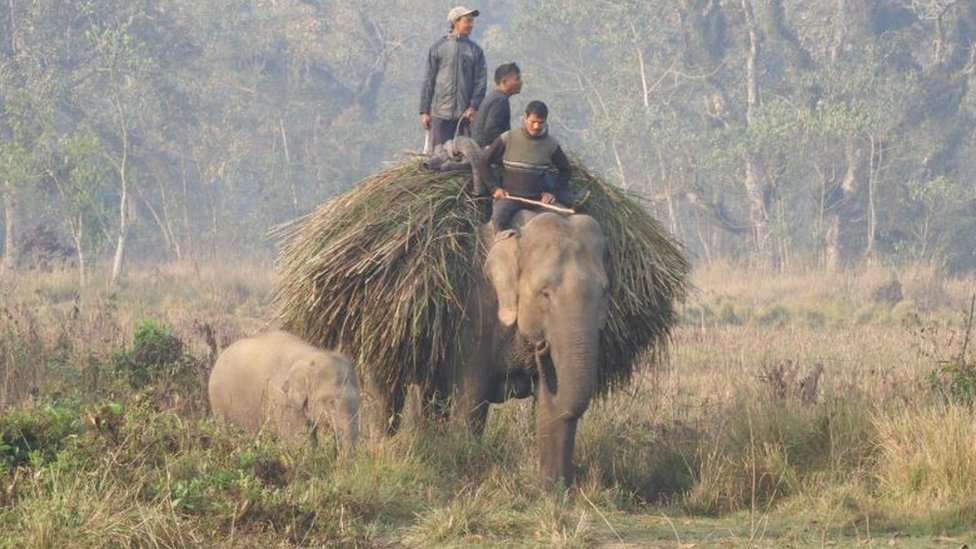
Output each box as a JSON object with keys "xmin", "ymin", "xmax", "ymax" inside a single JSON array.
[
  {"xmin": 71, "ymin": 214, "xmax": 86, "ymax": 289},
  {"xmin": 740, "ymin": 0, "xmax": 773, "ymax": 266},
  {"xmin": 108, "ymin": 54, "xmax": 131, "ymax": 286},
  {"xmin": 864, "ymin": 135, "xmax": 881, "ymax": 261},
  {"xmin": 825, "ymin": 140, "xmax": 865, "ymax": 271},
  {"xmin": 140, "ymin": 182, "xmax": 181, "ymax": 261},
  {"xmin": 1, "ymin": 182, "xmax": 15, "ymax": 272},
  {"xmin": 111, "ymin": 185, "xmax": 128, "ymax": 285}
]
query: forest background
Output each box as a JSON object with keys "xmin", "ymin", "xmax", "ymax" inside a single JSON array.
[{"xmin": 3, "ymin": 0, "xmax": 976, "ymax": 283}]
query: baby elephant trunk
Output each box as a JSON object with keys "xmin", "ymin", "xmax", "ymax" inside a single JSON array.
[{"xmin": 307, "ymin": 372, "xmax": 360, "ymax": 456}]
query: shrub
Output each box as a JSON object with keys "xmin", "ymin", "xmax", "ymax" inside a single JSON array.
[
  {"xmin": 756, "ymin": 304, "xmax": 791, "ymax": 327},
  {"xmin": 0, "ymin": 405, "xmax": 82, "ymax": 472},
  {"xmin": 929, "ymin": 360, "xmax": 976, "ymax": 406},
  {"xmin": 111, "ymin": 320, "xmax": 203, "ymax": 400},
  {"xmin": 717, "ymin": 302, "xmax": 742, "ymax": 325}
]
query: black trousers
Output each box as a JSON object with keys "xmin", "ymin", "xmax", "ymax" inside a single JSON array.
[
  {"xmin": 430, "ymin": 117, "xmax": 468, "ymax": 148},
  {"xmin": 491, "ymin": 186, "xmax": 575, "ymax": 232}
]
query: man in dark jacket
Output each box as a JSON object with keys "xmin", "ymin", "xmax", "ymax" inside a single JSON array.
[
  {"xmin": 480, "ymin": 100, "xmax": 573, "ymax": 232},
  {"xmin": 419, "ymin": 6, "xmax": 488, "ymax": 148},
  {"xmin": 472, "ymin": 63, "xmax": 522, "ymax": 147}
]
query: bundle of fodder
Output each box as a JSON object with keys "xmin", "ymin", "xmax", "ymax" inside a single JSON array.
[{"xmin": 272, "ymin": 156, "xmax": 690, "ymax": 396}]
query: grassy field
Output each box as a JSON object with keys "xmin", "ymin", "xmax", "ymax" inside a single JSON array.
[{"xmin": 2, "ymin": 261, "xmax": 976, "ymax": 548}]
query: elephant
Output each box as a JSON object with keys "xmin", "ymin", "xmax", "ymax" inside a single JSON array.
[
  {"xmin": 371, "ymin": 210, "xmax": 609, "ymax": 487},
  {"xmin": 208, "ymin": 330, "xmax": 359, "ymax": 454}
]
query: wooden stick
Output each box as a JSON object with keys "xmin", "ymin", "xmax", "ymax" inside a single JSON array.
[{"xmin": 502, "ymin": 195, "xmax": 575, "ymax": 215}]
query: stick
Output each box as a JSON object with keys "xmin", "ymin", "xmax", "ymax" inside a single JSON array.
[
  {"xmin": 960, "ymin": 293, "xmax": 975, "ymax": 365},
  {"xmin": 502, "ymin": 195, "xmax": 575, "ymax": 215}
]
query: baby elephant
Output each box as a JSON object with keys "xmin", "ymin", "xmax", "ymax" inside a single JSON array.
[{"xmin": 208, "ymin": 330, "xmax": 359, "ymax": 453}]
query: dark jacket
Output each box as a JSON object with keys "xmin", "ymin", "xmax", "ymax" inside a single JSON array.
[
  {"xmin": 471, "ymin": 88, "xmax": 511, "ymax": 147},
  {"xmin": 419, "ymin": 34, "xmax": 487, "ymax": 121}
]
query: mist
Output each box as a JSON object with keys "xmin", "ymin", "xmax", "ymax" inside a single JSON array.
[{"xmin": 2, "ymin": 0, "xmax": 976, "ymax": 282}]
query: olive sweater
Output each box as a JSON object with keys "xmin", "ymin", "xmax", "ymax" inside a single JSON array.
[{"xmin": 481, "ymin": 128, "xmax": 572, "ymax": 198}]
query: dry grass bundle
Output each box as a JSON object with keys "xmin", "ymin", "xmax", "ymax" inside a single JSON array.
[{"xmin": 272, "ymin": 157, "xmax": 690, "ymax": 395}]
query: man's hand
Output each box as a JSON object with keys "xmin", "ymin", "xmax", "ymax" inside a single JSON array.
[
  {"xmin": 463, "ymin": 107, "xmax": 477, "ymax": 120},
  {"xmin": 492, "ymin": 188, "xmax": 508, "ymax": 200},
  {"xmin": 540, "ymin": 192, "xmax": 556, "ymax": 204},
  {"xmin": 420, "ymin": 113, "xmax": 431, "ymax": 129}
]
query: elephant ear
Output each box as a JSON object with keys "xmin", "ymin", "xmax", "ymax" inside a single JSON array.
[
  {"xmin": 485, "ymin": 229, "xmax": 520, "ymax": 326},
  {"xmin": 281, "ymin": 361, "xmax": 311, "ymax": 412}
]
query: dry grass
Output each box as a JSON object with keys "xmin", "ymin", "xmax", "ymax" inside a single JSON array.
[
  {"xmin": 272, "ymin": 157, "xmax": 690, "ymax": 397},
  {"xmin": 3, "ymin": 261, "xmax": 976, "ymax": 546},
  {"xmin": 874, "ymin": 404, "xmax": 976, "ymax": 513}
]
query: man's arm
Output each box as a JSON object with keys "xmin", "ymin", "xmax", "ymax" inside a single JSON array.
[
  {"xmin": 479, "ymin": 137, "xmax": 506, "ymax": 194},
  {"xmin": 481, "ymin": 98, "xmax": 510, "ymax": 146},
  {"xmin": 551, "ymin": 146, "xmax": 573, "ymax": 192},
  {"xmin": 419, "ymin": 44, "xmax": 439, "ymax": 120},
  {"xmin": 469, "ymin": 46, "xmax": 488, "ymax": 111}
]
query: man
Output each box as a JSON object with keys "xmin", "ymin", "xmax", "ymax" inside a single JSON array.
[
  {"xmin": 480, "ymin": 100, "xmax": 573, "ymax": 232},
  {"xmin": 419, "ymin": 6, "xmax": 487, "ymax": 149},
  {"xmin": 472, "ymin": 63, "xmax": 522, "ymax": 148}
]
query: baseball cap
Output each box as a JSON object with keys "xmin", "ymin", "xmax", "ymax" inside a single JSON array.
[{"xmin": 448, "ymin": 6, "xmax": 479, "ymax": 22}]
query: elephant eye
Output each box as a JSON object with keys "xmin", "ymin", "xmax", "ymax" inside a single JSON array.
[{"xmin": 539, "ymin": 288, "xmax": 551, "ymax": 300}]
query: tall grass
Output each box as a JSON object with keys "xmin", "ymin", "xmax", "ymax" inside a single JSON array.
[
  {"xmin": 2, "ymin": 263, "xmax": 976, "ymax": 546},
  {"xmin": 873, "ymin": 404, "xmax": 976, "ymax": 531}
]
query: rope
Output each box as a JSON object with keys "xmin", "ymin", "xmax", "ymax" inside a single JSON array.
[{"xmin": 454, "ymin": 116, "xmax": 472, "ymax": 139}]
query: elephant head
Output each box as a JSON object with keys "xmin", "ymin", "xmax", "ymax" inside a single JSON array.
[
  {"xmin": 278, "ymin": 354, "xmax": 360, "ymax": 455},
  {"xmin": 484, "ymin": 212, "xmax": 609, "ymax": 486}
]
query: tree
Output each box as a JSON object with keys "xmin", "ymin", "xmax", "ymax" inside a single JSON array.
[
  {"xmin": 0, "ymin": 92, "xmax": 45, "ymax": 272},
  {"xmin": 45, "ymin": 128, "xmax": 112, "ymax": 288}
]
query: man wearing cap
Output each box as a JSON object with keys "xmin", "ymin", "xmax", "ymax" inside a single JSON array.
[{"xmin": 419, "ymin": 6, "xmax": 487, "ymax": 149}]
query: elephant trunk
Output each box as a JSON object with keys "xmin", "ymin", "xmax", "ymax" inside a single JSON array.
[
  {"xmin": 536, "ymin": 316, "xmax": 600, "ymax": 487},
  {"xmin": 545, "ymin": 320, "xmax": 599, "ymax": 416},
  {"xmin": 309, "ymin": 389, "xmax": 360, "ymax": 456}
]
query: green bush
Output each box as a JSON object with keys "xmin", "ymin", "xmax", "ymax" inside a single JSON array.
[
  {"xmin": 799, "ymin": 308, "xmax": 826, "ymax": 327},
  {"xmin": 929, "ymin": 359, "xmax": 976, "ymax": 406},
  {"xmin": 0, "ymin": 405, "xmax": 82, "ymax": 472},
  {"xmin": 717, "ymin": 302, "xmax": 742, "ymax": 325},
  {"xmin": 756, "ymin": 304, "xmax": 791, "ymax": 327},
  {"xmin": 112, "ymin": 319, "xmax": 198, "ymax": 391}
]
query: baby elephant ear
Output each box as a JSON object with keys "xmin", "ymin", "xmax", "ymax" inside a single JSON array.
[
  {"xmin": 485, "ymin": 229, "xmax": 520, "ymax": 326},
  {"xmin": 282, "ymin": 361, "xmax": 311, "ymax": 411}
]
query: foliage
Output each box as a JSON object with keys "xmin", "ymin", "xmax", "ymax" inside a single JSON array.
[
  {"xmin": 111, "ymin": 319, "xmax": 194, "ymax": 390},
  {"xmin": 929, "ymin": 359, "xmax": 976, "ymax": 405},
  {"xmin": 0, "ymin": 0, "xmax": 974, "ymax": 271},
  {"xmin": 0, "ymin": 405, "xmax": 81, "ymax": 472}
]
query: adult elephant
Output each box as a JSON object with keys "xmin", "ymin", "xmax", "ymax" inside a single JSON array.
[{"xmin": 372, "ymin": 210, "xmax": 609, "ymax": 487}]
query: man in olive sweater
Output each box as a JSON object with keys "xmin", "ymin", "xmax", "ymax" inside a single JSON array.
[
  {"xmin": 472, "ymin": 63, "xmax": 522, "ymax": 147},
  {"xmin": 480, "ymin": 100, "xmax": 573, "ymax": 232}
]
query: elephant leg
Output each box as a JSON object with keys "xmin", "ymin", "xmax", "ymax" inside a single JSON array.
[
  {"xmin": 451, "ymin": 368, "xmax": 493, "ymax": 436},
  {"xmin": 366, "ymin": 373, "xmax": 405, "ymax": 437}
]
